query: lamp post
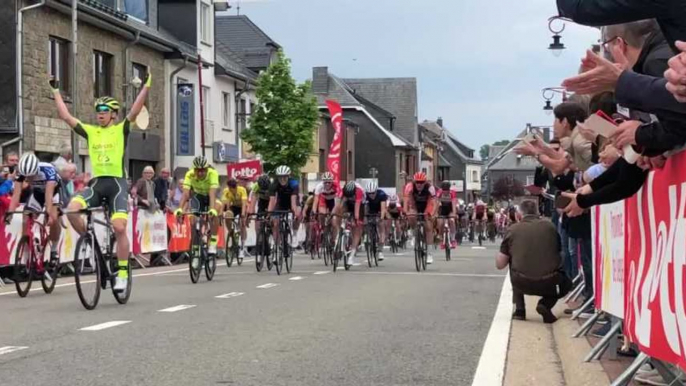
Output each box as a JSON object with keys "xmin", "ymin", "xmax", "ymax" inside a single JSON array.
[
  {"xmin": 547, "ymin": 16, "xmax": 568, "ymax": 57},
  {"xmin": 541, "ymin": 87, "xmax": 569, "ymax": 115}
]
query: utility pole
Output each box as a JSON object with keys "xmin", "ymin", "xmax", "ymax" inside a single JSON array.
[{"xmin": 71, "ymin": 0, "xmax": 81, "ymax": 171}]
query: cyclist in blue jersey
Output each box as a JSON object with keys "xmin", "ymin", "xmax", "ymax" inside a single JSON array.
[
  {"xmin": 7, "ymin": 153, "xmax": 62, "ymax": 263},
  {"xmin": 364, "ymin": 181, "xmax": 388, "ymax": 261}
]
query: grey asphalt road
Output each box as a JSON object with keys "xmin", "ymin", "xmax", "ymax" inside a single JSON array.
[{"xmin": 0, "ymin": 242, "xmax": 505, "ymax": 386}]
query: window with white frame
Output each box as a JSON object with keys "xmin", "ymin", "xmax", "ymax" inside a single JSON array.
[
  {"xmin": 471, "ymin": 170, "xmax": 479, "ymax": 182},
  {"xmin": 200, "ymin": 2, "xmax": 211, "ymax": 44},
  {"xmin": 222, "ymin": 92, "xmax": 231, "ymax": 130}
]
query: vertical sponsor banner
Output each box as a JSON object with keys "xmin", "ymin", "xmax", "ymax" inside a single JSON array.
[
  {"xmin": 325, "ymin": 100, "xmax": 343, "ymax": 189},
  {"xmin": 0, "ymin": 207, "xmax": 24, "ymax": 266},
  {"xmin": 592, "ymin": 202, "xmax": 625, "ymax": 317},
  {"xmin": 167, "ymin": 212, "xmax": 191, "ymax": 253},
  {"xmin": 624, "ymin": 152, "xmax": 686, "ymax": 372},
  {"xmin": 176, "ymin": 83, "xmax": 195, "ymax": 156},
  {"xmin": 135, "ymin": 209, "xmax": 168, "ymax": 254}
]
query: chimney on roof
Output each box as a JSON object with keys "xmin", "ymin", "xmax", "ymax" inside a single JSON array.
[
  {"xmin": 312, "ymin": 67, "xmax": 329, "ymax": 94},
  {"xmin": 437, "ymin": 117, "xmax": 443, "ymax": 127}
]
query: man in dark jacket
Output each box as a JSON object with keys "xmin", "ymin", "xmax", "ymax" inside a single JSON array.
[
  {"xmin": 496, "ymin": 200, "xmax": 572, "ymax": 323},
  {"xmin": 153, "ymin": 168, "xmax": 171, "ymax": 211},
  {"xmin": 556, "ymin": 0, "xmax": 686, "ymax": 51}
]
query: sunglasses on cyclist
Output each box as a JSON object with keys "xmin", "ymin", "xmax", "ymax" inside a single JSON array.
[{"xmin": 96, "ymin": 105, "xmax": 112, "ymax": 113}]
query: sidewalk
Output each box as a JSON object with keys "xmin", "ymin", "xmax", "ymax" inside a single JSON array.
[{"xmin": 503, "ymin": 295, "xmax": 622, "ymax": 386}]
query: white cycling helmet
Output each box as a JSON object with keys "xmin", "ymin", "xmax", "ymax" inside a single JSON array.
[
  {"xmin": 275, "ymin": 165, "xmax": 291, "ymax": 176},
  {"xmin": 389, "ymin": 194, "xmax": 398, "ymax": 203},
  {"xmin": 18, "ymin": 153, "xmax": 39, "ymax": 177},
  {"xmin": 322, "ymin": 172, "xmax": 334, "ymax": 182},
  {"xmin": 366, "ymin": 181, "xmax": 378, "ymax": 193}
]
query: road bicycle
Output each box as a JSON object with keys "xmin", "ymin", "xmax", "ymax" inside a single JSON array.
[
  {"xmin": 270, "ymin": 211, "xmax": 294, "ymax": 275},
  {"xmin": 224, "ymin": 215, "xmax": 243, "ymax": 267},
  {"xmin": 251, "ymin": 213, "xmax": 273, "ymax": 272},
  {"xmin": 407, "ymin": 213, "xmax": 428, "ymax": 272},
  {"xmin": 332, "ymin": 213, "xmax": 354, "ymax": 272},
  {"xmin": 363, "ymin": 214, "xmax": 381, "ymax": 268},
  {"xmin": 72, "ymin": 205, "xmax": 132, "ymax": 310},
  {"xmin": 437, "ymin": 215, "xmax": 455, "ymax": 262},
  {"xmin": 10, "ymin": 209, "xmax": 61, "ymax": 297},
  {"xmin": 180, "ymin": 211, "xmax": 217, "ymax": 284}
]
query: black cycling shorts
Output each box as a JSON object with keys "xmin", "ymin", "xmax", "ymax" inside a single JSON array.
[
  {"xmin": 73, "ymin": 177, "xmax": 128, "ymax": 220},
  {"xmin": 345, "ymin": 200, "xmax": 364, "ymax": 218},
  {"xmin": 190, "ymin": 193, "xmax": 211, "ymax": 213},
  {"xmin": 257, "ymin": 198, "xmax": 269, "ymax": 214},
  {"xmin": 438, "ymin": 205, "xmax": 453, "ymax": 217}
]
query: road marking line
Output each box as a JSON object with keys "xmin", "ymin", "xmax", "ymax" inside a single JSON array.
[
  {"xmin": 472, "ymin": 246, "xmax": 487, "ymax": 250},
  {"xmin": 256, "ymin": 283, "xmax": 279, "ymax": 289},
  {"xmin": 470, "ymin": 273, "xmax": 512, "ymax": 386},
  {"xmin": 289, "ymin": 276, "xmax": 304, "ymax": 281},
  {"xmin": 313, "ymin": 271, "xmax": 330, "ymax": 275},
  {"xmin": 158, "ymin": 304, "xmax": 197, "ymax": 313},
  {"xmin": 215, "ymin": 292, "xmax": 245, "ymax": 299},
  {"xmin": 0, "ymin": 260, "xmax": 254, "ymax": 296},
  {"xmin": 348, "ymin": 271, "xmax": 505, "ymax": 278},
  {"xmin": 79, "ymin": 321, "xmax": 131, "ymax": 331},
  {"xmin": 0, "ymin": 346, "xmax": 28, "ymax": 356}
]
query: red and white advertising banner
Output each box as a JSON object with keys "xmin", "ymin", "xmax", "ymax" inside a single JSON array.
[
  {"xmin": 325, "ymin": 100, "xmax": 343, "ymax": 188},
  {"xmin": 624, "ymin": 150, "xmax": 686, "ymax": 372},
  {"xmin": 227, "ymin": 160, "xmax": 263, "ymax": 181},
  {"xmin": 592, "ymin": 201, "xmax": 625, "ymax": 318}
]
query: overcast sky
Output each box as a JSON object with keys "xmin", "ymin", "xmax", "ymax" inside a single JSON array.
[{"xmin": 227, "ymin": 0, "xmax": 600, "ymax": 150}]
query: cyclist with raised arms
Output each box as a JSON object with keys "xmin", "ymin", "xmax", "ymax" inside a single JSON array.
[
  {"xmin": 174, "ymin": 156, "xmax": 222, "ymax": 266},
  {"xmin": 52, "ymin": 73, "xmax": 150, "ymax": 292},
  {"xmin": 404, "ymin": 172, "xmax": 436, "ymax": 264}
]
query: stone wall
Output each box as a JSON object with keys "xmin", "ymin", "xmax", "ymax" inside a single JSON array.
[{"xmin": 22, "ymin": 6, "xmax": 166, "ymax": 165}]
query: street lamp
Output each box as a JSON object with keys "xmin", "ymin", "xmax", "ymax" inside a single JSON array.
[
  {"xmin": 541, "ymin": 87, "xmax": 569, "ymax": 115},
  {"xmin": 547, "ymin": 16, "xmax": 568, "ymax": 57}
]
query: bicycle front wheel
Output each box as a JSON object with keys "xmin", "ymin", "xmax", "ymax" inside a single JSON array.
[
  {"xmin": 14, "ymin": 236, "xmax": 33, "ymax": 297},
  {"xmin": 444, "ymin": 231, "xmax": 451, "ymax": 262},
  {"xmin": 414, "ymin": 229, "xmax": 423, "ymax": 272},
  {"xmin": 205, "ymin": 251, "xmax": 216, "ymax": 281},
  {"xmin": 285, "ymin": 233, "xmax": 293, "ymax": 274},
  {"xmin": 225, "ymin": 231, "xmax": 235, "ymax": 267},
  {"xmin": 41, "ymin": 240, "xmax": 60, "ymax": 294},
  {"xmin": 275, "ymin": 237, "xmax": 284, "ymax": 275},
  {"xmin": 74, "ymin": 234, "xmax": 101, "ymax": 310}
]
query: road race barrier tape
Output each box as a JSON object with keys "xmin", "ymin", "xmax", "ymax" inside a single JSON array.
[{"xmin": 590, "ymin": 149, "xmax": 686, "ymax": 373}]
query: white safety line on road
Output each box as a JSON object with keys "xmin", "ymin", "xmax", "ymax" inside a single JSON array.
[
  {"xmin": 215, "ymin": 292, "xmax": 245, "ymax": 299},
  {"xmin": 79, "ymin": 321, "xmax": 132, "ymax": 331},
  {"xmin": 289, "ymin": 276, "xmax": 304, "ymax": 281},
  {"xmin": 313, "ymin": 271, "xmax": 330, "ymax": 275},
  {"xmin": 0, "ymin": 260, "xmax": 256, "ymax": 297},
  {"xmin": 158, "ymin": 304, "xmax": 197, "ymax": 313},
  {"xmin": 349, "ymin": 271, "xmax": 506, "ymax": 278},
  {"xmin": 472, "ymin": 246, "xmax": 487, "ymax": 250},
  {"xmin": 0, "ymin": 346, "xmax": 28, "ymax": 356},
  {"xmin": 256, "ymin": 283, "xmax": 279, "ymax": 289},
  {"xmin": 471, "ymin": 273, "xmax": 512, "ymax": 386}
]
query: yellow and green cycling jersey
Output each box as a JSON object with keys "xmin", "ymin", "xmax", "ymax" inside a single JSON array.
[
  {"xmin": 221, "ymin": 186, "xmax": 248, "ymax": 207},
  {"xmin": 183, "ymin": 167, "xmax": 219, "ymax": 196},
  {"xmin": 73, "ymin": 119, "xmax": 131, "ymax": 178}
]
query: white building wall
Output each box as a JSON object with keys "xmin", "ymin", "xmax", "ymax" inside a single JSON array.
[{"xmin": 466, "ymin": 164, "xmax": 482, "ymax": 191}]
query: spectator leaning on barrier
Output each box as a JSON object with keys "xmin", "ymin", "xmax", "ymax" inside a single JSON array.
[
  {"xmin": 496, "ymin": 200, "xmax": 572, "ymax": 323},
  {"xmin": 135, "ymin": 166, "xmax": 158, "ymax": 211},
  {"xmin": 154, "ymin": 167, "xmax": 170, "ymax": 211}
]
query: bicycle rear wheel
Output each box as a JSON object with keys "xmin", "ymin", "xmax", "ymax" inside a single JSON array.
[
  {"xmin": 41, "ymin": 240, "xmax": 59, "ymax": 294},
  {"xmin": 255, "ymin": 228, "xmax": 265, "ymax": 272},
  {"xmin": 343, "ymin": 233, "xmax": 352, "ymax": 271},
  {"xmin": 420, "ymin": 227, "xmax": 428, "ymax": 271},
  {"xmin": 74, "ymin": 234, "xmax": 101, "ymax": 310},
  {"xmin": 365, "ymin": 229, "xmax": 373, "ymax": 268},
  {"xmin": 14, "ymin": 236, "xmax": 33, "ymax": 297},
  {"xmin": 371, "ymin": 228, "xmax": 379, "ymax": 267},
  {"xmin": 111, "ymin": 255, "xmax": 132, "ymax": 305},
  {"xmin": 189, "ymin": 234, "xmax": 202, "ymax": 284}
]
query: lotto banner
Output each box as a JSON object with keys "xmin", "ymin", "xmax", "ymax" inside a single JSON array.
[
  {"xmin": 227, "ymin": 160, "xmax": 262, "ymax": 181},
  {"xmin": 592, "ymin": 201, "xmax": 625, "ymax": 318},
  {"xmin": 624, "ymin": 150, "xmax": 686, "ymax": 371}
]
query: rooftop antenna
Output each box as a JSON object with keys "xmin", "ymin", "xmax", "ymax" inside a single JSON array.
[{"xmin": 236, "ymin": 0, "xmax": 241, "ymax": 15}]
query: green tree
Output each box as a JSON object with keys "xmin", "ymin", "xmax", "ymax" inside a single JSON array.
[{"xmin": 241, "ymin": 50, "xmax": 319, "ymax": 174}]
